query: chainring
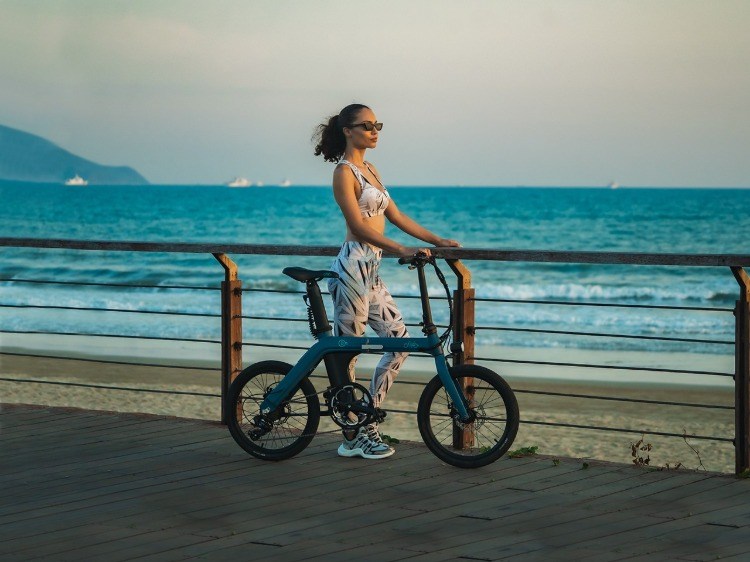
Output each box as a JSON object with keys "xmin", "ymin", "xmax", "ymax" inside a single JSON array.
[{"xmin": 327, "ymin": 383, "xmax": 377, "ymax": 429}]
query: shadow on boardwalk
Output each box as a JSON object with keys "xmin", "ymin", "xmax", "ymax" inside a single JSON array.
[{"xmin": 2, "ymin": 403, "xmax": 749, "ymax": 561}]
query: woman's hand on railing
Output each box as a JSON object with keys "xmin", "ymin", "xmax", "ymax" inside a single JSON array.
[
  {"xmin": 434, "ymin": 238, "xmax": 462, "ymax": 248},
  {"xmin": 398, "ymin": 246, "xmax": 431, "ymax": 257}
]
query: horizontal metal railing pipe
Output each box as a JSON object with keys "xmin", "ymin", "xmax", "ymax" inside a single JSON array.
[
  {"xmin": 0, "ymin": 376, "xmax": 221, "ymax": 398},
  {"xmin": 0, "ymin": 303, "xmax": 221, "ymax": 318},
  {"xmin": 473, "ymin": 355, "xmax": 733, "ymax": 377},
  {"xmin": 0, "ymin": 277, "xmax": 219, "ymax": 291},
  {"xmin": 0, "ymin": 350, "xmax": 220, "ymax": 372},
  {"xmin": 3, "ymin": 237, "xmax": 750, "ymax": 267},
  {"xmin": 0, "ymin": 329, "xmax": 221, "ymax": 345},
  {"xmin": 474, "ymin": 325, "xmax": 734, "ymax": 345},
  {"xmin": 471, "ymin": 296, "xmax": 733, "ymax": 312}
]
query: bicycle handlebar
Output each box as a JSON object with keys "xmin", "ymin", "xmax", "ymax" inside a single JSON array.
[{"xmin": 397, "ymin": 251, "xmax": 431, "ymax": 266}]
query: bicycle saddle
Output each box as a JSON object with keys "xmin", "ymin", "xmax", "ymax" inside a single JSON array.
[{"xmin": 282, "ymin": 267, "xmax": 340, "ymax": 283}]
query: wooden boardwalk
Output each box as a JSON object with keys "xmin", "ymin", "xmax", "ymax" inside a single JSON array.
[{"xmin": 2, "ymin": 404, "xmax": 750, "ymax": 561}]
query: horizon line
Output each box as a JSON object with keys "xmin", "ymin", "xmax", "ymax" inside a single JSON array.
[{"xmin": 1, "ymin": 178, "xmax": 748, "ymax": 189}]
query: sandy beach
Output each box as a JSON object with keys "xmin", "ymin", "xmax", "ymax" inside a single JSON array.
[{"xmin": 1, "ymin": 335, "xmax": 736, "ymax": 473}]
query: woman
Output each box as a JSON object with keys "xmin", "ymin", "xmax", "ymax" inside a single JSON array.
[{"xmin": 313, "ymin": 103, "xmax": 460, "ymax": 460}]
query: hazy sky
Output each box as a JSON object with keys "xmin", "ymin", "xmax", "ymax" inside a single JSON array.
[{"xmin": 1, "ymin": 1, "xmax": 748, "ymax": 186}]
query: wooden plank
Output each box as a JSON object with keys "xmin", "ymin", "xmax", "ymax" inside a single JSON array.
[
  {"xmin": 466, "ymin": 458, "xmax": 591, "ymax": 492},
  {"xmin": 454, "ymin": 510, "xmax": 653, "ymax": 560},
  {"xmin": 30, "ymin": 526, "xmax": 215, "ymax": 561},
  {"xmin": 0, "ymin": 451, "xmax": 265, "ymax": 522},
  {"xmin": 703, "ymin": 501, "xmax": 750, "ymax": 527},
  {"xmin": 283, "ymin": 538, "xmax": 422, "ymax": 561},
  {"xmin": 2, "ymin": 431, "xmax": 239, "ymax": 495},
  {"xmin": 648, "ymin": 479, "xmax": 750, "ymax": 520},
  {"xmin": 0, "ymin": 453, "xmax": 250, "ymax": 519},
  {"xmin": 577, "ymin": 517, "xmax": 718, "ymax": 560},
  {"xmin": 574, "ymin": 470, "xmax": 709, "ymax": 507},
  {"xmin": 677, "ymin": 534, "xmax": 750, "ymax": 561},
  {"xmin": 1, "ymin": 442, "xmax": 256, "ymax": 507},
  {"xmin": 2, "ymin": 523, "xmax": 153, "ymax": 558},
  {"xmin": 638, "ymin": 474, "xmax": 736, "ymax": 504},
  {"xmin": 639, "ymin": 523, "xmax": 750, "ymax": 561},
  {"xmin": 1, "ymin": 430, "xmax": 231, "ymax": 497}
]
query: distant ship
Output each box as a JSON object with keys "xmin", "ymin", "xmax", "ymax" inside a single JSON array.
[
  {"xmin": 608, "ymin": 181, "xmax": 620, "ymax": 190},
  {"xmin": 227, "ymin": 177, "xmax": 251, "ymax": 188},
  {"xmin": 255, "ymin": 180, "xmax": 264, "ymax": 188},
  {"xmin": 279, "ymin": 178, "xmax": 291, "ymax": 188},
  {"xmin": 64, "ymin": 174, "xmax": 88, "ymax": 186}
]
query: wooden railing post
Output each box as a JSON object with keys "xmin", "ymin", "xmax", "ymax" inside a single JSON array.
[
  {"xmin": 214, "ymin": 253, "xmax": 242, "ymax": 425},
  {"xmin": 447, "ymin": 259, "xmax": 475, "ymax": 449},
  {"xmin": 732, "ymin": 266, "xmax": 750, "ymax": 475}
]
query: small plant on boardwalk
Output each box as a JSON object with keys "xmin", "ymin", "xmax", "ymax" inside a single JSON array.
[
  {"xmin": 681, "ymin": 427, "xmax": 706, "ymax": 471},
  {"xmin": 380, "ymin": 434, "xmax": 400, "ymax": 445},
  {"xmin": 738, "ymin": 469, "xmax": 750, "ymax": 479},
  {"xmin": 552, "ymin": 458, "xmax": 560, "ymax": 466},
  {"xmin": 508, "ymin": 445, "xmax": 539, "ymax": 458},
  {"xmin": 631, "ymin": 435, "xmax": 652, "ymax": 467}
]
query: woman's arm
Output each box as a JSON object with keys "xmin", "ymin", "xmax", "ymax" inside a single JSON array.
[
  {"xmin": 366, "ymin": 162, "xmax": 459, "ymax": 248},
  {"xmin": 332, "ymin": 166, "xmax": 413, "ymax": 255}
]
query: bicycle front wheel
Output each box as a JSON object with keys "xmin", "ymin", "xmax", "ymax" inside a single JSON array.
[
  {"xmin": 226, "ymin": 360, "xmax": 320, "ymax": 461},
  {"xmin": 417, "ymin": 364, "xmax": 519, "ymax": 468}
]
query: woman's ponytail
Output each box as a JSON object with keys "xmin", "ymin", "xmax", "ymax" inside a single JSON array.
[{"xmin": 313, "ymin": 103, "xmax": 369, "ymax": 163}]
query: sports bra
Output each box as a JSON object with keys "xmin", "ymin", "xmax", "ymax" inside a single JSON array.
[{"xmin": 339, "ymin": 159, "xmax": 391, "ymax": 218}]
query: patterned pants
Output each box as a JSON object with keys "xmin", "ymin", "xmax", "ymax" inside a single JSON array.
[{"xmin": 328, "ymin": 241, "xmax": 409, "ymax": 407}]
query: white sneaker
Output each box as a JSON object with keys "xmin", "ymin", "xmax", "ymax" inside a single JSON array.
[{"xmin": 337, "ymin": 425, "xmax": 395, "ymax": 459}]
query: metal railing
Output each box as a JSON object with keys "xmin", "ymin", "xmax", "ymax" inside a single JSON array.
[{"xmin": 1, "ymin": 237, "xmax": 748, "ymax": 474}]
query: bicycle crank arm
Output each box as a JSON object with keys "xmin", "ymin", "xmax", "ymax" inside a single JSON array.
[{"xmin": 349, "ymin": 404, "xmax": 387, "ymax": 423}]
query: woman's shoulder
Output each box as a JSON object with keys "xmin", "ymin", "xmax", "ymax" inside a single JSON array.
[
  {"xmin": 335, "ymin": 160, "xmax": 357, "ymax": 173},
  {"xmin": 333, "ymin": 162, "xmax": 359, "ymax": 187},
  {"xmin": 334, "ymin": 160, "xmax": 354, "ymax": 174}
]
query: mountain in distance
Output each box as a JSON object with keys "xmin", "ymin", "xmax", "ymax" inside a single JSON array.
[{"xmin": 0, "ymin": 124, "xmax": 148, "ymax": 185}]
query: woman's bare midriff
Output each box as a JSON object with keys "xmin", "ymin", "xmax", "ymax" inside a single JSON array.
[{"xmin": 344, "ymin": 215, "xmax": 385, "ymax": 251}]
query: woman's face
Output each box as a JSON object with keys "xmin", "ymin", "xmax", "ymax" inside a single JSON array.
[{"xmin": 345, "ymin": 108, "xmax": 379, "ymax": 150}]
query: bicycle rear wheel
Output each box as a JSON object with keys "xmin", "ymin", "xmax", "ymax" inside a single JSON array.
[
  {"xmin": 417, "ymin": 364, "xmax": 519, "ymax": 468},
  {"xmin": 226, "ymin": 360, "xmax": 320, "ymax": 461}
]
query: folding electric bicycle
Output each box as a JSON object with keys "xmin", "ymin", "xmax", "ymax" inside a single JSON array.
[{"xmin": 226, "ymin": 254, "xmax": 519, "ymax": 468}]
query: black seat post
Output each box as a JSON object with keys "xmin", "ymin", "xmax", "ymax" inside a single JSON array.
[
  {"xmin": 306, "ymin": 278, "xmax": 356, "ymax": 387},
  {"xmin": 306, "ymin": 280, "xmax": 332, "ymax": 337}
]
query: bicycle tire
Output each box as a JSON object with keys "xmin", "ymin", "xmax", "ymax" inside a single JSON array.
[
  {"xmin": 417, "ymin": 364, "xmax": 519, "ymax": 468},
  {"xmin": 226, "ymin": 360, "xmax": 320, "ymax": 461}
]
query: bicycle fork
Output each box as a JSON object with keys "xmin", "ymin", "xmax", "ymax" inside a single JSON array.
[{"xmin": 434, "ymin": 355, "xmax": 472, "ymax": 422}]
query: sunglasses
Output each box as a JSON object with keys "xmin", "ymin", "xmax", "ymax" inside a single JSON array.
[{"xmin": 349, "ymin": 121, "xmax": 383, "ymax": 131}]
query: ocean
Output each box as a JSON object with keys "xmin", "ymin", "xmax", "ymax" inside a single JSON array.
[{"xmin": 1, "ymin": 183, "xmax": 748, "ymax": 357}]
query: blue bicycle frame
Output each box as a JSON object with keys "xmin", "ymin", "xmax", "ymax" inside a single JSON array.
[
  {"xmin": 259, "ymin": 331, "xmax": 470, "ymax": 420},
  {"xmin": 258, "ymin": 263, "xmax": 471, "ymax": 422}
]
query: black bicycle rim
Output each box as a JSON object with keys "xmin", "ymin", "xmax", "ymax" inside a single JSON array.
[
  {"xmin": 227, "ymin": 361, "xmax": 320, "ymax": 461},
  {"xmin": 417, "ymin": 365, "xmax": 519, "ymax": 468}
]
